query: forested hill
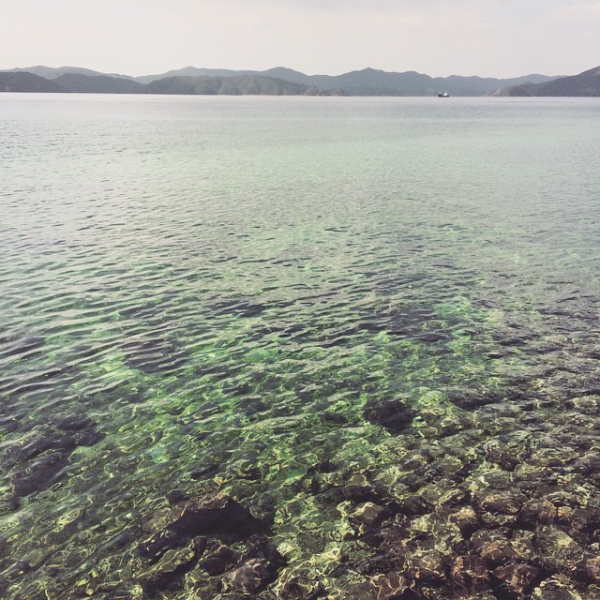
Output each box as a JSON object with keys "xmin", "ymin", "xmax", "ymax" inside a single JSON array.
[
  {"xmin": 0, "ymin": 71, "xmax": 340, "ymax": 96},
  {"xmin": 495, "ymin": 66, "xmax": 600, "ymax": 97},
  {"xmin": 5, "ymin": 65, "xmax": 599, "ymax": 96}
]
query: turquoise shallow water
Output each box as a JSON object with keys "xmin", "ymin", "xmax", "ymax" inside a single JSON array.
[{"xmin": 1, "ymin": 94, "xmax": 600, "ymax": 599}]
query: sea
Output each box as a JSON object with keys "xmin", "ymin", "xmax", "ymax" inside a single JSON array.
[{"xmin": 1, "ymin": 94, "xmax": 600, "ymax": 600}]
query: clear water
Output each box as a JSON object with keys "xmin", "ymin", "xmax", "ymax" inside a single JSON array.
[{"xmin": 1, "ymin": 94, "xmax": 600, "ymax": 599}]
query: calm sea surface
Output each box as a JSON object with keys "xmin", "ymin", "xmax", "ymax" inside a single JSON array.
[{"xmin": 1, "ymin": 94, "xmax": 600, "ymax": 599}]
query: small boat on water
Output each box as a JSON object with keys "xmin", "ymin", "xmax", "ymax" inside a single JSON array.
[{"xmin": 437, "ymin": 91, "xmax": 450, "ymax": 98}]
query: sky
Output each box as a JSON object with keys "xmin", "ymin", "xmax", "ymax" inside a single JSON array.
[{"xmin": 1, "ymin": 0, "xmax": 599, "ymax": 78}]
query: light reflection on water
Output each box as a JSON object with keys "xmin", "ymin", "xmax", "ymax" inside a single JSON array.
[{"xmin": 1, "ymin": 95, "xmax": 600, "ymax": 599}]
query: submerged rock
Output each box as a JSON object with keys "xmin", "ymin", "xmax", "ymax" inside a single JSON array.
[
  {"xmin": 168, "ymin": 493, "xmax": 263, "ymax": 539},
  {"xmin": 343, "ymin": 473, "xmax": 387, "ymax": 505},
  {"xmin": 138, "ymin": 530, "xmax": 181, "ymax": 563},
  {"xmin": 370, "ymin": 572, "xmax": 409, "ymax": 600},
  {"xmin": 352, "ymin": 503, "xmax": 390, "ymax": 529},
  {"xmin": 137, "ymin": 545, "xmax": 196, "ymax": 592},
  {"xmin": 10, "ymin": 451, "xmax": 71, "ymax": 498},
  {"xmin": 448, "ymin": 506, "xmax": 479, "ymax": 537},
  {"xmin": 197, "ymin": 539, "xmax": 237, "ymax": 576},
  {"xmin": 7, "ymin": 421, "xmax": 103, "ymax": 498},
  {"xmin": 480, "ymin": 491, "xmax": 525, "ymax": 515},
  {"xmin": 342, "ymin": 582, "xmax": 376, "ymax": 600},
  {"xmin": 137, "ymin": 511, "xmax": 285, "ymax": 596},
  {"xmin": 405, "ymin": 550, "xmax": 448, "ymax": 584},
  {"xmin": 139, "ymin": 493, "xmax": 264, "ymax": 561},
  {"xmin": 534, "ymin": 526, "xmax": 584, "ymax": 568},
  {"xmin": 556, "ymin": 506, "xmax": 600, "ymax": 539},
  {"xmin": 445, "ymin": 388, "xmax": 502, "ymax": 410},
  {"xmin": 451, "ymin": 555, "xmax": 489, "ymax": 592},
  {"xmin": 485, "ymin": 444, "xmax": 522, "ymax": 470},
  {"xmin": 274, "ymin": 569, "xmax": 326, "ymax": 600},
  {"xmin": 471, "ymin": 530, "xmax": 517, "ymax": 566},
  {"xmin": 579, "ymin": 556, "xmax": 600, "ymax": 584},
  {"xmin": 225, "ymin": 558, "xmax": 275, "ymax": 593},
  {"xmin": 396, "ymin": 493, "xmax": 434, "ymax": 517},
  {"xmin": 492, "ymin": 562, "xmax": 540, "ymax": 597},
  {"xmin": 520, "ymin": 499, "xmax": 558, "ymax": 527},
  {"xmin": 532, "ymin": 577, "xmax": 585, "ymax": 600},
  {"xmin": 363, "ymin": 397, "xmax": 415, "ymax": 434}
]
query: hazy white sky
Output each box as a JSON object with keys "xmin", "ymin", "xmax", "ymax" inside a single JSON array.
[{"xmin": 1, "ymin": 0, "xmax": 599, "ymax": 78}]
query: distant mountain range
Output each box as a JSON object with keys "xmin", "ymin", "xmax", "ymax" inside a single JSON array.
[
  {"xmin": 1, "ymin": 70, "xmax": 340, "ymax": 96},
  {"xmin": 494, "ymin": 66, "xmax": 600, "ymax": 97},
  {"xmin": 1, "ymin": 64, "xmax": 599, "ymax": 96}
]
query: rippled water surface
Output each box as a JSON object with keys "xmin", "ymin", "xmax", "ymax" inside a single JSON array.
[{"xmin": 2, "ymin": 94, "xmax": 600, "ymax": 600}]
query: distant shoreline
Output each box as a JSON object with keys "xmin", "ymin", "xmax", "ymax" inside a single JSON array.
[{"xmin": 4, "ymin": 65, "xmax": 598, "ymax": 97}]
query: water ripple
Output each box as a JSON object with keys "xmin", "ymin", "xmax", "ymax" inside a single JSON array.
[{"xmin": 1, "ymin": 96, "xmax": 600, "ymax": 600}]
